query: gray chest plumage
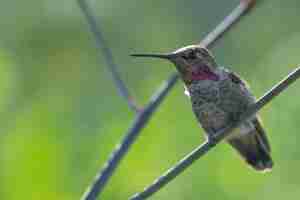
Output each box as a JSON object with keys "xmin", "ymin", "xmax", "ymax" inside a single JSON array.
[{"xmin": 187, "ymin": 69, "xmax": 255, "ymax": 136}]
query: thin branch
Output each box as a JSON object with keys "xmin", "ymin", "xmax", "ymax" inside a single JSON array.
[
  {"xmin": 200, "ymin": 0, "xmax": 256, "ymax": 48},
  {"xmin": 80, "ymin": 0, "xmax": 256, "ymax": 199},
  {"xmin": 77, "ymin": 0, "xmax": 140, "ymax": 112},
  {"xmin": 81, "ymin": 73, "xmax": 179, "ymax": 200},
  {"xmin": 130, "ymin": 66, "xmax": 300, "ymax": 200}
]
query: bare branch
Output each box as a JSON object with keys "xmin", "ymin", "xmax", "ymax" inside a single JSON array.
[
  {"xmin": 80, "ymin": 0, "xmax": 257, "ymax": 199},
  {"xmin": 77, "ymin": 0, "xmax": 140, "ymax": 112},
  {"xmin": 130, "ymin": 66, "xmax": 300, "ymax": 200},
  {"xmin": 81, "ymin": 73, "xmax": 179, "ymax": 200},
  {"xmin": 200, "ymin": 0, "xmax": 256, "ymax": 48}
]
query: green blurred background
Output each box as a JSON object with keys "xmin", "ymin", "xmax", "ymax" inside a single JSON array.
[{"xmin": 0, "ymin": 0, "xmax": 300, "ymax": 199}]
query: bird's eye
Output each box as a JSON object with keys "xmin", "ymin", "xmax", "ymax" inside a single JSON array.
[
  {"xmin": 188, "ymin": 51, "xmax": 197, "ymax": 59},
  {"xmin": 183, "ymin": 50, "xmax": 197, "ymax": 60}
]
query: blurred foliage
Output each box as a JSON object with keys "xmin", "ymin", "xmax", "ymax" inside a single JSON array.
[{"xmin": 0, "ymin": 0, "xmax": 300, "ymax": 199}]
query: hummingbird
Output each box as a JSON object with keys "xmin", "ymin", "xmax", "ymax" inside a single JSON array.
[{"xmin": 131, "ymin": 45, "xmax": 273, "ymax": 171}]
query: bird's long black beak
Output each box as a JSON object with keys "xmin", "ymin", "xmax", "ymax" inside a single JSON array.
[{"xmin": 130, "ymin": 53, "xmax": 175, "ymax": 60}]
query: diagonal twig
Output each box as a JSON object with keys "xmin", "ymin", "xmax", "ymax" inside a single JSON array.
[
  {"xmin": 81, "ymin": 73, "xmax": 179, "ymax": 200},
  {"xmin": 130, "ymin": 66, "xmax": 300, "ymax": 200},
  {"xmin": 77, "ymin": 0, "xmax": 140, "ymax": 112},
  {"xmin": 79, "ymin": 0, "xmax": 256, "ymax": 199},
  {"xmin": 200, "ymin": 0, "xmax": 256, "ymax": 48}
]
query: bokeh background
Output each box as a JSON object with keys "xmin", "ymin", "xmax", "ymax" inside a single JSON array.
[{"xmin": 0, "ymin": 0, "xmax": 300, "ymax": 199}]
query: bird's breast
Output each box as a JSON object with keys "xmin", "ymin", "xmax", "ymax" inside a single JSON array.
[
  {"xmin": 187, "ymin": 79, "xmax": 253, "ymax": 135},
  {"xmin": 188, "ymin": 80, "xmax": 221, "ymax": 106}
]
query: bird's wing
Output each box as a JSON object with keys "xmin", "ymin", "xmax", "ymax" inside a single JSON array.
[
  {"xmin": 228, "ymin": 70, "xmax": 271, "ymax": 152},
  {"xmin": 228, "ymin": 71, "xmax": 256, "ymax": 101}
]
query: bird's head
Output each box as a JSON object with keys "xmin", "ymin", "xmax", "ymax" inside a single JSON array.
[{"xmin": 131, "ymin": 45, "xmax": 219, "ymax": 85}]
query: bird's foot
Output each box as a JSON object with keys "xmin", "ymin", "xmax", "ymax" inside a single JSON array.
[{"xmin": 207, "ymin": 135, "xmax": 218, "ymax": 146}]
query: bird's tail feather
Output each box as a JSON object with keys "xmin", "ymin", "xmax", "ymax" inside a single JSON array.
[{"xmin": 228, "ymin": 130, "xmax": 273, "ymax": 172}]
